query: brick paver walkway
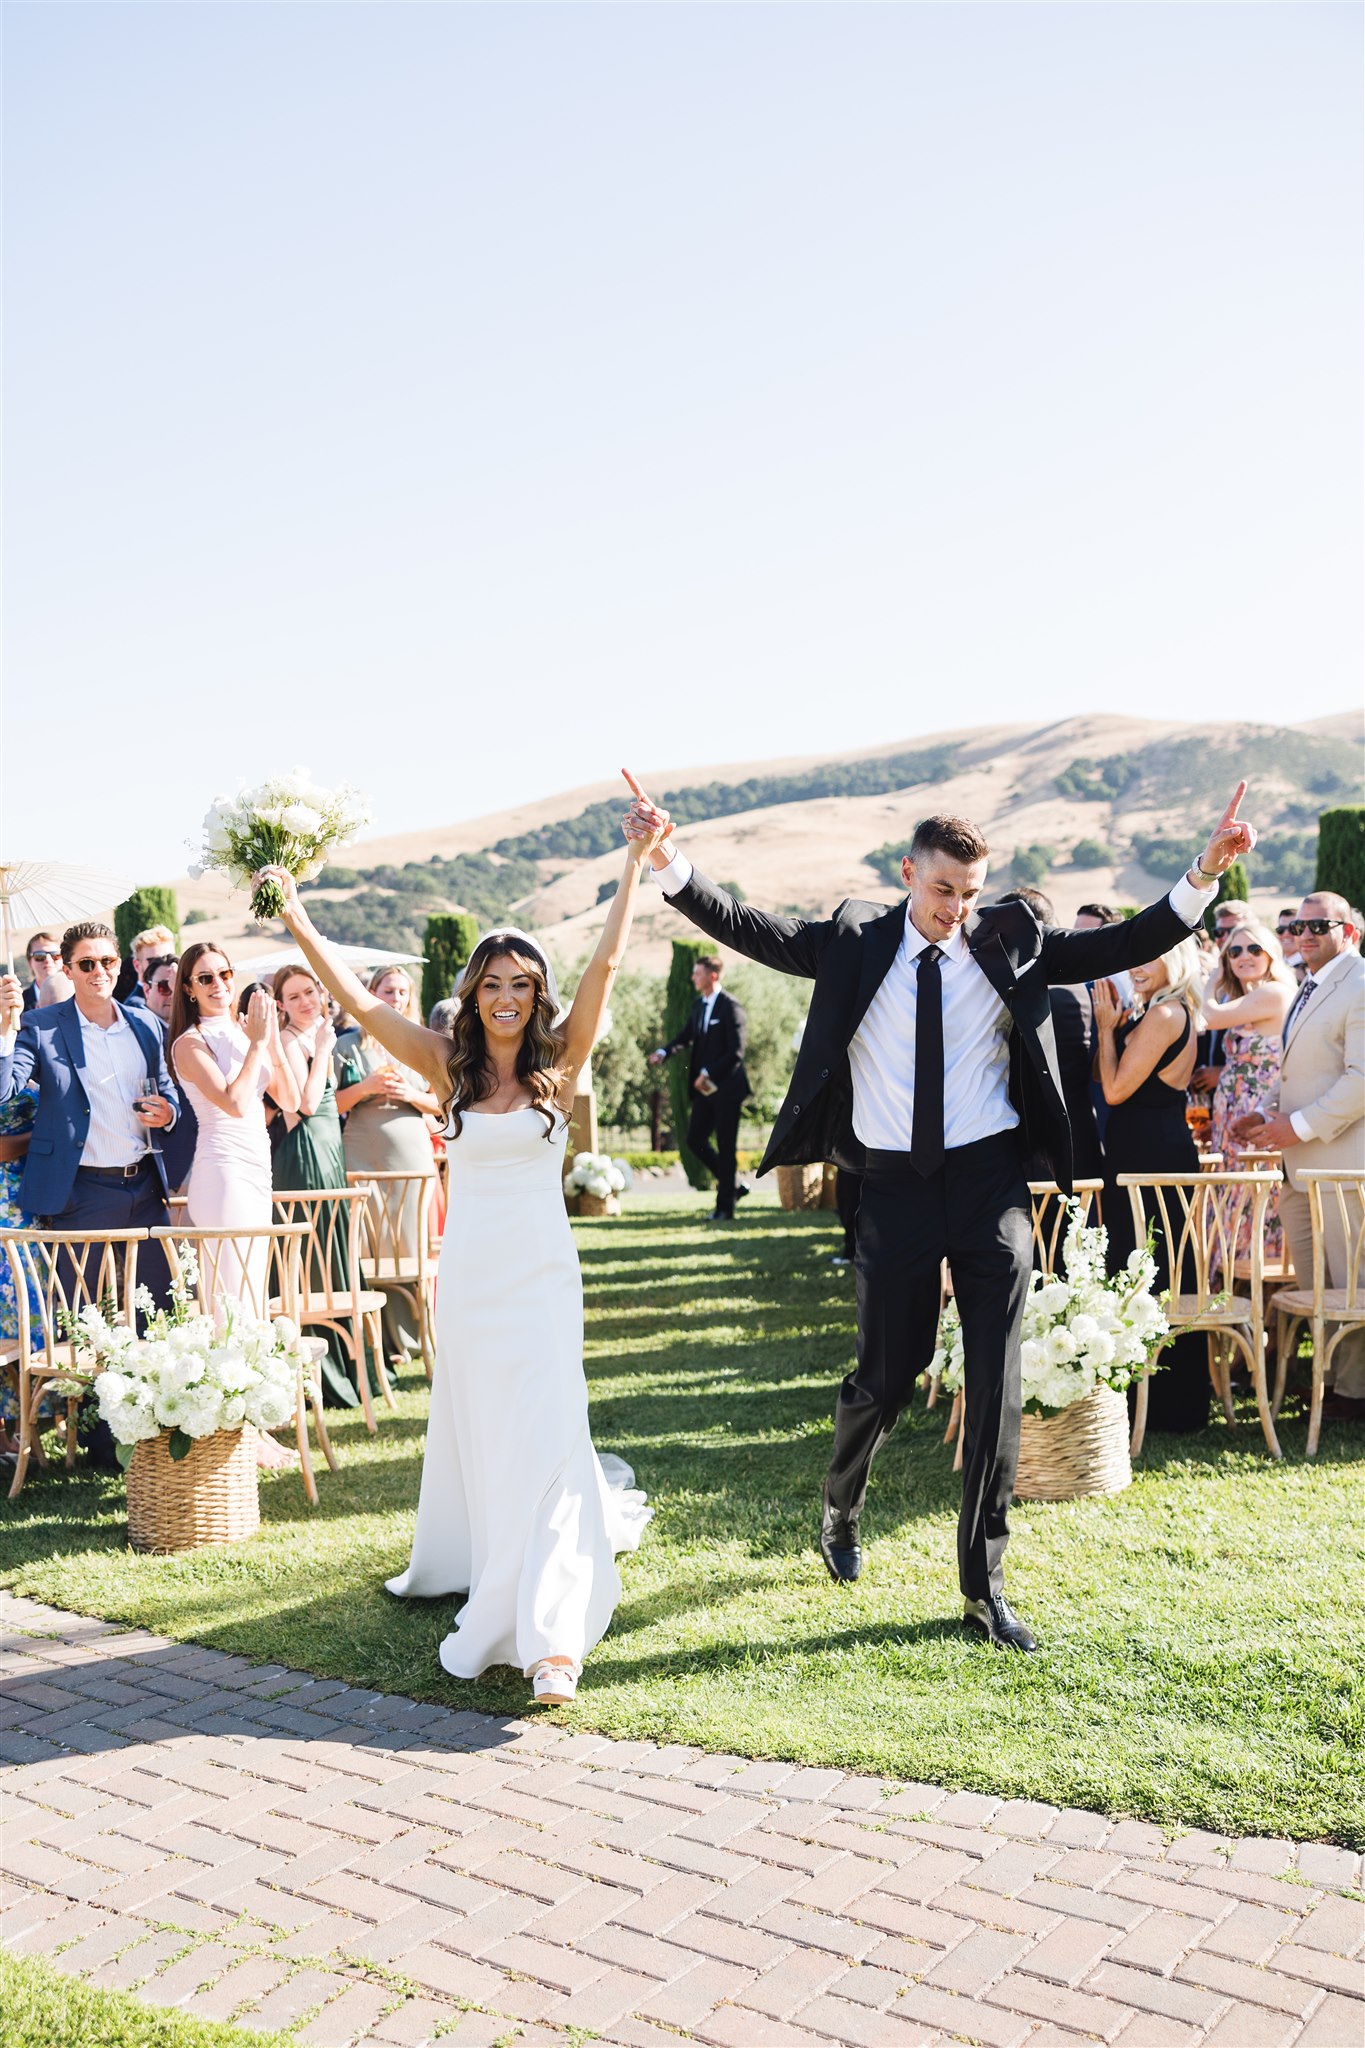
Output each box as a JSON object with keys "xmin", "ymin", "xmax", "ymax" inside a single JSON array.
[{"xmin": 1, "ymin": 1592, "xmax": 1362, "ymax": 2048}]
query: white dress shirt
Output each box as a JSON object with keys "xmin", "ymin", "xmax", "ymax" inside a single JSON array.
[
  {"xmin": 1285, "ymin": 946, "xmax": 1357, "ymax": 1143},
  {"xmin": 652, "ymin": 849, "xmax": 1219, "ymax": 1153},
  {"xmin": 77, "ymin": 1009, "xmax": 152, "ymax": 1168}
]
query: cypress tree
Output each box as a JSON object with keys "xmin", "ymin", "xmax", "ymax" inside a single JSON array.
[
  {"xmin": 664, "ymin": 937, "xmax": 716, "ymax": 1191},
  {"xmin": 421, "ymin": 912, "xmax": 480, "ymax": 1020},
  {"xmin": 1314, "ymin": 807, "xmax": 1365, "ymax": 910},
  {"xmin": 1205, "ymin": 859, "xmax": 1250, "ymax": 937},
  {"xmin": 114, "ymin": 886, "xmax": 180, "ymax": 956}
]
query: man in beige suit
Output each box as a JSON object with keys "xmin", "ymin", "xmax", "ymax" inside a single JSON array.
[{"xmin": 1236, "ymin": 891, "xmax": 1365, "ymax": 1411}]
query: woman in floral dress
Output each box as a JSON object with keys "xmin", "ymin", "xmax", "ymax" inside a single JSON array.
[{"xmin": 1201, "ymin": 919, "xmax": 1297, "ymax": 1261}]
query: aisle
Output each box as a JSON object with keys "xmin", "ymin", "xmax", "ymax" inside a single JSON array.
[{"xmin": 1, "ymin": 1592, "xmax": 1361, "ymax": 2048}]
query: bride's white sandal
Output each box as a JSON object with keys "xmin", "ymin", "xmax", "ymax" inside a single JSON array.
[{"xmin": 531, "ymin": 1660, "xmax": 579, "ymax": 1707}]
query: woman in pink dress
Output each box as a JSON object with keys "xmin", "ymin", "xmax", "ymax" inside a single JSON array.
[{"xmin": 169, "ymin": 943, "xmax": 301, "ymax": 1468}]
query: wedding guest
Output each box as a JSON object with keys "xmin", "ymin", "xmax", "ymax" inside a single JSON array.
[
  {"xmin": 427, "ymin": 998, "xmax": 457, "ymax": 1036},
  {"xmin": 1235, "ymin": 894, "xmax": 1365, "ymax": 1417},
  {"xmin": 1073, "ymin": 903, "xmax": 1125, "ymax": 1146},
  {"xmin": 335, "ymin": 966, "xmax": 441, "ymax": 1371},
  {"xmin": 124, "ymin": 925, "xmax": 177, "ymax": 1012},
  {"xmin": 21, "ymin": 933, "xmax": 62, "ymax": 1013},
  {"xmin": 0, "ymin": 924, "xmax": 180, "ymax": 1467},
  {"xmin": 1213, "ymin": 900, "xmax": 1251, "ymax": 947},
  {"xmin": 273, "ymin": 962, "xmax": 358, "ymax": 1406},
  {"xmin": 170, "ymin": 944, "xmax": 301, "ymax": 1468},
  {"xmin": 648, "ymin": 956, "xmax": 750, "ymax": 1221},
  {"xmin": 1095, "ymin": 936, "xmax": 1211, "ymax": 1433},
  {"xmin": 141, "ymin": 955, "xmax": 178, "ymax": 1027},
  {"xmin": 1201, "ymin": 919, "xmax": 1295, "ymax": 1261},
  {"xmin": 1001, "ymin": 887, "xmax": 1102, "ymax": 1180}
]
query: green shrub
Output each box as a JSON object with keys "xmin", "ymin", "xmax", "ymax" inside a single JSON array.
[
  {"xmin": 1010, "ymin": 843, "xmax": 1054, "ymax": 885},
  {"xmin": 1055, "ymin": 754, "xmax": 1140, "ymax": 801},
  {"xmin": 1315, "ymin": 806, "xmax": 1365, "ymax": 908},
  {"xmin": 182, "ymin": 908, "xmax": 209, "ymax": 926},
  {"xmin": 114, "ymin": 886, "xmax": 179, "ymax": 956},
  {"xmin": 583, "ymin": 967, "xmax": 665, "ymax": 1132},
  {"xmin": 1070, "ymin": 838, "xmax": 1114, "ymax": 868},
  {"xmin": 421, "ymin": 912, "xmax": 480, "ymax": 1019}
]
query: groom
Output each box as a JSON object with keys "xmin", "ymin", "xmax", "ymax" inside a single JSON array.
[{"xmin": 623, "ymin": 773, "xmax": 1256, "ymax": 1649}]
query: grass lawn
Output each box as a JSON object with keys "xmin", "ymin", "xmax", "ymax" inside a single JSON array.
[
  {"xmin": 0, "ymin": 1951, "xmax": 294, "ymax": 2048},
  {"xmin": 3, "ymin": 1193, "xmax": 1363, "ymax": 1847}
]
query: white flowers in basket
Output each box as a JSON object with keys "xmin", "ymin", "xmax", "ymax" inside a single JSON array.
[
  {"xmin": 78, "ymin": 1245, "xmax": 311, "ymax": 1466},
  {"xmin": 564, "ymin": 1151, "xmax": 630, "ymax": 1201},
  {"xmin": 930, "ymin": 1203, "xmax": 1170, "ymax": 1416},
  {"xmin": 190, "ymin": 767, "xmax": 372, "ymax": 921}
]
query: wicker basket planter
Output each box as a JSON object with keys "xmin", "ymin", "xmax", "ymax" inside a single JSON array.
[
  {"xmin": 566, "ymin": 1189, "xmax": 620, "ymax": 1218},
  {"xmin": 775, "ymin": 1163, "xmax": 824, "ymax": 1211},
  {"xmin": 1014, "ymin": 1386, "xmax": 1132, "ymax": 1502},
  {"xmin": 126, "ymin": 1427, "xmax": 260, "ymax": 1553}
]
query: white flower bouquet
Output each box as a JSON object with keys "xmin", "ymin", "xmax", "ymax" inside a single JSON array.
[
  {"xmin": 190, "ymin": 768, "xmax": 372, "ymax": 922},
  {"xmin": 79, "ymin": 1245, "xmax": 311, "ymax": 1466},
  {"xmin": 929, "ymin": 1204, "xmax": 1170, "ymax": 1417},
  {"xmin": 564, "ymin": 1151, "xmax": 629, "ymax": 1201}
]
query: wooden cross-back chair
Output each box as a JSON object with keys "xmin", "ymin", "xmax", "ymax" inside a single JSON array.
[
  {"xmin": 1118, "ymin": 1171, "xmax": 1281, "ymax": 1459},
  {"xmin": 937, "ymin": 1180, "xmax": 1104, "ymax": 1466},
  {"xmin": 346, "ymin": 1170, "xmax": 438, "ymax": 1379},
  {"xmin": 0, "ymin": 1228, "xmax": 148, "ymax": 1499},
  {"xmin": 269, "ymin": 1188, "xmax": 392, "ymax": 1430},
  {"xmin": 148, "ymin": 1221, "xmax": 336, "ymax": 1507},
  {"xmin": 1270, "ymin": 1170, "xmax": 1365, "ymax": 1458}
]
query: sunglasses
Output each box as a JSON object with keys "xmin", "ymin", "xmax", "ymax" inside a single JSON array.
[
  {"xmin": 1226, "ymin": 944, "xmax": 1265, "ymax": 959},
  {"xmin": 193, "ymin": 967, "xmax": 235, "ymax": 988},
  {"xmin": 1286, "ymin": 919, "xmax": 1344, "ymax": 938},
  {"xmin": 28, "ymin": 949, "xmax": 60, "ymax": 964},
  {"xmin": 72, "ymin": 956, "xmax": 119, "ymax": 974}
]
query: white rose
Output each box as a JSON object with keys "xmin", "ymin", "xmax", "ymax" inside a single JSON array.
[
  {"xmin": 1039, "ymin": 1282, "xmax": 1070, "ymax": 1316},
  {"xmin": 1070, "ymin": 1314, "xmax": 1099, "ymax": 1346},
  {"xmin": 1083, "ymin": 1331, "xmax": 1116, "ymax": 1369},
  {"xmin": 1045, "ymin": 1326, "xmax": 1077, "ymax": 1365},
  {"xmin": 280, "ymin": 803, "xmax": 322, "ymax": 837}
]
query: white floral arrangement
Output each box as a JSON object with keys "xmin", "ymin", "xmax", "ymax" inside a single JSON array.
[
  {"xmin": 929, "ymin": 1204, "xmax": 1170, "ymax": 1416},
  {"xmin": 74, "ymin": 1244, "xmax": 309, "ymax": 1466},
  {"xmin": 189, "ymin": 768, "xmax": 372, "ymax": 922},
  {"xmin": 564, "ymin": 1151, "xmax": 629, "ymax": 1201}
]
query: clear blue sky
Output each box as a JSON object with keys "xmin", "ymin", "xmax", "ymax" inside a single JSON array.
[{"xmin": 5, "ymin": 2, "xmax": 1361, "ymax": 882}]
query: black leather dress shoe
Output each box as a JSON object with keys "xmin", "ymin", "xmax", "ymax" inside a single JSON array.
[
  {"xmin": 735, "ymin": 1182, "xmax": 752, "ymax": 1203},
  {"xmin": 819, "ymin": 1485, "xmax": 861, "ymax": 1583},
  {"xmin": 963, "ymin": 1595, "xmax": 1037, "ymax": 1652}
]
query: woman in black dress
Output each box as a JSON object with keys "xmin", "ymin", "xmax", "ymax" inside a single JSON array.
[{"xmin": 1094, "ymin": 936, "xmax": 1209, "ymax": 1434}]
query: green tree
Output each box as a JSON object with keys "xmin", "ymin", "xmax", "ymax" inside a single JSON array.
[
  {"xmin": 1070, "ymin": 838, "xmax": 1114, "ymax": 868},
  {"xmin": 1205, "ymin": 859, "xmax": 1250, "ymax": 937},
  {"xmin": 663, "ymin": 937, "xmax": 716, "ymax": 1189},
  {"xmin": 114, "ymin": 886, "xmax": 179, "ymax": 957},
  {"xmin": 421, "ymin": 912, "xmax": 480, "ymax": 1020},
  {"xmin": 1010, "ymin": 844, "xmax": 1054, "ymax": 886},
  {"xmin": 580, "ymin": 967, "xmax": 665, "ymax": 1133},
  {"xmin": 1315, "ymin": 807, "xmax": 1365, "ymax": 910},
  {"xmin": 724, "ymin": 963, "xmax": 809, "ymax": 1121}
]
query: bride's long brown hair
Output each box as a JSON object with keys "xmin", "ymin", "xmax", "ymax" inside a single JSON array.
[{"xmin": 444, "ymin": 938, "xmax": 566, "ymax": 1141}]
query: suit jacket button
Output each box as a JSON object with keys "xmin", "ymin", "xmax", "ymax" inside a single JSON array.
[
  {"xmin": 792, "ymin": 1104, "xmax": 801, "ymax": 1116},
  {"xmin": 820, "ymin": 1067, "xmax": 829, "ymax": 1079}
]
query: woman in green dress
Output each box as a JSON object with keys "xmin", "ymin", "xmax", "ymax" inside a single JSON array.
[
  {"xmin": 271, "ymin": 962, "xmax": 359, "ymax": 1406},
  {"xmin": 335, "ymin": 966, "xmax": 441, "ymax": 1374}
]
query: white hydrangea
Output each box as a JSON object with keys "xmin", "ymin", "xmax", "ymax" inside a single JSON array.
[{"xmin": 927, "ymin": 1200, "xmax": 1169, "ymax": 1416}]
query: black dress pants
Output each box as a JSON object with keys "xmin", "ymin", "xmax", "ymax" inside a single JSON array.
[
  {"xmin": 686, "ymin": 1088, "xmax": 743, "ymax": 1216},
  {"xmin": 824, "ymin": 1130, "xmax": 1032, "ymax": 1601}
]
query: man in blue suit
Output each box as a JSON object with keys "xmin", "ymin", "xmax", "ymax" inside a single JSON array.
[{"xmin": 0, "ymin": 922, "xmax": 181, "ymax": 1466}]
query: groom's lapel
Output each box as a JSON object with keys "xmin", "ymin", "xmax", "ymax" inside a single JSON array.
[
  {"xmin": 850, "ymin": 900, "xmax": 907, "ymax": 1039},
  {"xmin": 966, "ymin": 920, "xmax": 1016, "ymax": 1008}
]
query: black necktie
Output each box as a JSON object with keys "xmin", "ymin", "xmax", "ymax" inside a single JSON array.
[
  {"xmin": 1284, "ymin": 975, "xmax": 1315, "ymax": 1040},
  {"xmin": 911, "ymin": 943, "xmax": 944, "ymax": 1176}
]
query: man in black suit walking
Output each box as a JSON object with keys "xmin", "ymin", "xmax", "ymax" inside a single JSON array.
[
  {"xmin": 650, "ymin": 956, "xmax": 750, "ymax": 1221},
  {"xmin": 622, "ymin": 773, "xmax": 1256, "ymax": 1649}
]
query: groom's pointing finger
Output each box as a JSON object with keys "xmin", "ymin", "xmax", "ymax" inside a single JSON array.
[
  {"xmin": 1220, "ymin": 779, "xmax": 1248, "ymax": 827},
  {"xmin": 622, "ymin": 769, "xmax": 647, "ymax": 803}
]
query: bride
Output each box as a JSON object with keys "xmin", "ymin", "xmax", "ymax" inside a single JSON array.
[{"xmin": 253, "ymin": 780, "xmax": 668, "ymax": 1706}]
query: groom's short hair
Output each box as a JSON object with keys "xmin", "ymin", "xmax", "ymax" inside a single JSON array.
[{"xmin": 909, "ymin": 815, "xmax": 990, "ymax": 865}]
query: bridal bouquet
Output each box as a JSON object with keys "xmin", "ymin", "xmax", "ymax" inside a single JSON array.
[
  {"xmin": 77, "ymin": 1244, "xmax": 308, "ymax": 1465},
  {"xmin": 190, "ymin": 769, "xmax": 372, "ymax": 922},
  {"xmin": 564, "ymin": 1151, "xmax": 629, "ymax": 1201},
  {"xmin": 929, "ymin": 1204, "xmax": 1170, "ymax": 1416}
]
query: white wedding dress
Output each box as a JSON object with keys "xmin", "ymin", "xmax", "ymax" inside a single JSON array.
[{"xmin": 386, "ymin": 1106, "xmax": 650, "ymax": 1678}]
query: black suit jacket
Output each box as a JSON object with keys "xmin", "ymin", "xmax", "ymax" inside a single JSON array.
[
  {"xmin": 665, "ymin": 868, "xmax": 1192, "ymax": 1193},
  {"xmin": 1049, "ymin": 985, "xmax": 1102, "ymax": 1182},
  {"xmin": 666, "ymin": 989, "xmax": 749, "ymax": 1100}
]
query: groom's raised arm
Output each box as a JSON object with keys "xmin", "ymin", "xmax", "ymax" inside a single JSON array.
[
  {"xmin": 1037, "ymin": 781, "xmax": 1256, "ymax": 985},
  {"xmin": 620, "ymin": 771, "xmax": 832, "ymax": 979},
  {"xmin": 654, "ymin": 851, "xmax": 832, "ymax": 980}
]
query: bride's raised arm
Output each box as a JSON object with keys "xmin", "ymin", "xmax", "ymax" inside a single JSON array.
[
  {"xmin": 253, "ymin": 864, "xmax": 452, "ymax": 1096},
  {"xmin": 558, "ymin": 774, "xmax": 672, "ymax": 1082}
]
